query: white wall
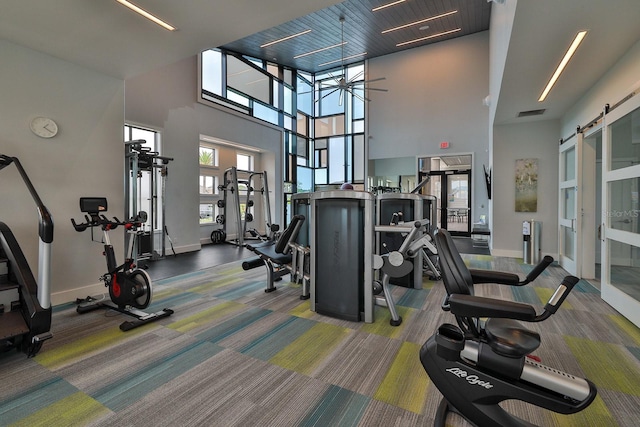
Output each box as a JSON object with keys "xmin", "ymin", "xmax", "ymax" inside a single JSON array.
[
  {"xmin": 492, "ymin": 120, "xmax": 561, "ymax": 258},
  {"xmin": 367, "ymin": 31, "xmax": 491, "ymax": 221},
  {"xmin": 125, "ymin": 56, "xmax": 283, "ymax": 252},
  {"xmin": 0, "ymin": 40, "xmax": 125, "ymax": 305},
  {"xmin": 562, "ymin": 39, "xmax": 640, "ymax": 136}
]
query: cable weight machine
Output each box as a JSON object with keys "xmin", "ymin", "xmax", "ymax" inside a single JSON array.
[
  {"xmin": 125, "ymin": 140, "xmax": 174, "ymax": 262},
  {"xmin": 217, "ymin": 167, "xmax": 273, "ymax": 247}
]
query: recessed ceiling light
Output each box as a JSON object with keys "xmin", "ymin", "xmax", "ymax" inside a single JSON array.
[
  {"xmin": 372, "ymin": 0, "xmax": 406, "ymax": 12},
  {"xmin": 116, "ymin": 0, "xmax": 176, "ymax": 31},
  {"xmin": 538, "ymin": 30, "xmax": 588, "ymax": 102},
  {"xmin": 382, "ymin": 11, "xmax": 458, "ymax": 34},
  {"xmin": 396, "ymin": 28, "xmax": 461, "ymax": 47},
  {"xmin": 294, "ymin": 42, "xmax": 346, "ymax": 59},
  {"xmin": 260, "ymin": 29, "xmax": 312, "ymax": 48}
]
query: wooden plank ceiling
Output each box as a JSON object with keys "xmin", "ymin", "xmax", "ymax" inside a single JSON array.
[{"xmin": 220, "ymin": 0, "xmax": 492, "ymax": 73}]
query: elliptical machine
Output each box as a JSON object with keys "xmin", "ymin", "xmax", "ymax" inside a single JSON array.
[{"xmin": 71, "ymin": 197, "xmax": 173, "ymax": 331}]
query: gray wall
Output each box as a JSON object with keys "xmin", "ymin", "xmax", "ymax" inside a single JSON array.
[
  {"xmin": 125, "ymin": 56, "xmax": 283, "ymax": 253},
  {"xmin": 0, "ymin": 40, "xmax": 125, "ymax": 305},
  {"xmin": 491, "ymin": 120, "xmax": 561, "ymax": 257},
  {"xmin": 367, "ymin": 31, "xmax": 490, "ymax": 222}
]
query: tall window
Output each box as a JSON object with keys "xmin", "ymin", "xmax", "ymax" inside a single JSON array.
[
  {"xmin": 199, "ymin": 142, "xmax": 220, "ymax": 225},
  {"xmin": 237, "ymin": 153, "xmax": 253, "ymax": 171}
]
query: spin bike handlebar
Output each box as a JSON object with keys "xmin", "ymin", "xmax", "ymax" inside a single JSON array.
[{"xmin": 71, "ymin": 214, "xmax": 144, "ymax": 233}]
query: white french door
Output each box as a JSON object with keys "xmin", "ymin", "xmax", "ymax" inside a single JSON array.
[
  {"xmin": 558, "ymin": 135, "xmax": 581, "ymax": 276},
  {"xmin": 601, "ymin": 93, "xmax": 640, "ymax": 327}
]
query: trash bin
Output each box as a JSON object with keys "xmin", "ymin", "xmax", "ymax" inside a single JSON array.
[{"xmin": 523, "ymin": 220, "xmax": 541, "ymax": 264}]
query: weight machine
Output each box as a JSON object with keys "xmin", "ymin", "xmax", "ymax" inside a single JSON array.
[
  {"xmin": 124, "ymin": 140, "xmax": 174, "ymax": 262},
  {"xmin": 218, "ymin": 167, "xmax": 272, "ymax": 246}
]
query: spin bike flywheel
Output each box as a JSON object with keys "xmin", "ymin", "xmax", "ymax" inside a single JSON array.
[{"xmin": 109, "ymin": 268, "xmax": 153, "ymax": 309}]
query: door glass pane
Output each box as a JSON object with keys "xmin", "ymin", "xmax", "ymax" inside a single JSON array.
[
  {"xmin": 562, "ymin": 225, "xmax": 575, "ymax": 260},
  {"xmin": 329, "ymin": 137, "xmax": 345, "ymax": 184},
  {"xmin": 564, "ymin": 146, "xmax": 576, "ymax": 181},
  {"xmin": 610, "ymin": 108, "xmax": 640, "ymax": 171},
  {"xmin": 608, "ymin": 239, "xmax": 640, "ymax": 300},
  {"xmin": 608, "ymin": 178, "xmax": 640, "ymax": 233},
  {"xmin": 563, "ymin": 187, "xmax": 576, "ymax": 220}
]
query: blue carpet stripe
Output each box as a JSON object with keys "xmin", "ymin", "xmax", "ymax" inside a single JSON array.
[
  {"xmin": 396, "ymin": 288, "xmax": 429, "ymax": 309},
  {"xmin": 240, "ymin": 316, "xmax": 316, "ymax": 360},
  {"xmin": 146, "ymin": 291, "xmax": 202, "ymax": 311},
  {"xmin": 212, "ymin": 280, "xmax": 267, "ymax": 300},
  {"xmin": 299, "ymin": 385, "xmax": 370, "ymax": 427},
  {"xmin": 575, "ymin": 279, "xmax": 600, "ymax": 294},
  {"xmin": 154, "ymin": 270, "xmax": 209, "ymax": 286},
  {"xmin": 91, "ymin": 341, "xmax": 222, "ymax": 411},
  {"xmin": 511, "ymin": 285, "xmax": 541, "ymax": 305},
  {"xmin": 0, "ymin": 377, "xmax": 78, "ymax": 424},
  {"xmin": 628, "ymin": 346, "xmax": 640, "ymax": 362},
  {"xmin": 195, "ymin": 307, "xmax": 273, "ymax": 343}
]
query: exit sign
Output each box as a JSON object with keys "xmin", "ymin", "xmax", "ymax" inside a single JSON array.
[{"xmin": 440, "ymin": 141, "xmax": 450, "ymax": 149}]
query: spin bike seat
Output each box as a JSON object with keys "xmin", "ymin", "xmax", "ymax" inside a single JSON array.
[{"xmin": 484, "ymin": 318, "xmax": 540, "ymax": 358}]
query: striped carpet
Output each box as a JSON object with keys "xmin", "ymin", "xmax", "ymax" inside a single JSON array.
[{"xmin": 1, "ymin": 255, "xmax": 640, "ymax": 426}]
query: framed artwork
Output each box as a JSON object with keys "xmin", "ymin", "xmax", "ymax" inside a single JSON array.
[{"xmin": 515, "ymin": 158, "xmax": 538, "ymax": 212}]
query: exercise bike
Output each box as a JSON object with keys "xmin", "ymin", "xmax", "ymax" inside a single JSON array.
[{"xmin": 71, "ymin": 197, "xmax": 173, "ymax": 331}]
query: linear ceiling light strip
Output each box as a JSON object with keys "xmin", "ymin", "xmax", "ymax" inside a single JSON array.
[
  {"xmin": 538, "ymin": 30, "xmax": 588, "ymax": 102},
  {"xmin": 116, "ymin": 0, "xmax": 176, "ymax": 31},
  {"xmin": 294, "ymin": 42, "xmax": 347, "ymax": 59},
  {"xmin": 318, "ymin": 52, "xmax": 368, "ymax": 67},
  {"xmin": 260, "ymin": 29, "xmax": 312, "ymax": 48},
  {"xmin": 372, "ymin": 0, "xmax": 406, "ymax": 12},
  {"xmin": 382, "ymin": 10, "xmax": 458, "ymax": 34},
  {"xmin": 396, "ymin": 28, "xmax": 461, "ymax": 47}
]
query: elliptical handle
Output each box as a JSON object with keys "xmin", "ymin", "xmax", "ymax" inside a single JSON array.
[
  {"xmin": 521, "ymin": 255, "xmax": 554, "ymax": 285},
  {"xmin": 544, "ymin": 275, "xmax": 579, "ymax": 315}
]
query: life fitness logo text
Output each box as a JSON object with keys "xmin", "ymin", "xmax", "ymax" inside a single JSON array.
[{"xmin": 446, "ymin": 367, "xmax": 493, "ymax": 389}]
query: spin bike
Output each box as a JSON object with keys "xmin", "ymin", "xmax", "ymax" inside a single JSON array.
[{"xmin": 71, "ymin": 197, "xmax": 173, "ymax": 331}]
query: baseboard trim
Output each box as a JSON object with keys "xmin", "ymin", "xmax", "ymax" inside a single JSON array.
[{"xmin": 52, "ymin": 282, "xmax": 106, "ymax": 306}]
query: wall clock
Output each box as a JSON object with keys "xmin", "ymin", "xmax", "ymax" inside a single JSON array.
[{"xmin": 30, "ymin": 117, "xmax": 58, "ymax": 138}]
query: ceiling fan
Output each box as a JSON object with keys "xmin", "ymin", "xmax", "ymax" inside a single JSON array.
[{"xmin": 313, "ymin": 16, "xmax": 388, "ymax": 105}]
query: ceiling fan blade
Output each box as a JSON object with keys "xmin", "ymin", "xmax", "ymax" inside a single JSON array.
[
  {"xmin": 326, "ymin": 71, "xmax": 342, "ymax": 86},
  {"xmin": 339, "ymin": 89, "xmax": 344, "ymax": 106},
  {"xmin": 317, "ymin": 86, "xmax": 341, "ymax": 102},
  {"xmin": 349, "ymin": 88, "xmax": 370, "ymax": 103},
  {"xmin": 365, "ymin": 88, "xmax": 389, "ymax": 92},
  {"xmin": 362, "ymin": 77, "xmax": 386, "ymax": 84},
  {"xmin": 348, "ymin": 70, "xmax": 364, "ymax": 83}
]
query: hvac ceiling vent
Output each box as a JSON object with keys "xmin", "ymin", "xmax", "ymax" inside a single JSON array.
[{"xmin": 517, "ymin": 109, "xmax": 546, "ymax": 117}]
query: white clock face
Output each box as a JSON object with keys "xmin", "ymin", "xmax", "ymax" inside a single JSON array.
[{"xmin": 30, "ymin": 117, "xmax": 58, "ymax": 138}]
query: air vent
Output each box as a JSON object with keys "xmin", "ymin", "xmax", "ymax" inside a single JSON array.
[{"xmin": 518, "ymin": 109, "xmax": 546, "ymax": 117}]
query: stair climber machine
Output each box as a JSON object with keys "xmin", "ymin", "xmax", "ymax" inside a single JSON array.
[
  {"xmin": 0, "ymin": 154, "xmax": 53, "ymax": 357},
  {"xmin": 71, "ymin": 197, "xmax": 173, "ymax": 331}
]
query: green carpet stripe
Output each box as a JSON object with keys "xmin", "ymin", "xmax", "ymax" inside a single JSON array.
[
  {"xmin": 240, "ymin": 316, "xmax": 316, "ymax": 360},
  {"xmin": 373, "ymin": 341, "xmax": 430, "ymax": 414},
  {"xmin": 609, "ymin": 314, "xmax": 640, "ymax": 346},
  {"xmin": 0, "ymin": 378, "xmax": 77, "ymax": 424},
  {"xmin": 299, "ymin": 385, "xmax": 369, "ymax": 427},
  {"xmin": 8, "ymin": 392, "xmax": 110, "ymax": 427},
  {"xmin": 270, "ymin": 323, "xmax": 351, "ymax": 376},
  {"xmin": 565, "ymin": 336, "xmax": 640, "ymax": 395},
  {"xmin": 396, "ymin": 287, "xmax": 429, "ymax": 309},
  {"xmin": 551, "ymin": 394, "xmax": 616, "ymax": 427},
  {"xmin": 168, "ymin": 300, "xmax": 246, "ymax": 333},
  {"xmin": 361, "ymin": 306, "xmax": 413, "ymax": 339},
  {"xmin": 195, "ymin": 306, "xmax": 272, "ymax": 343},
  {"xmin": 35, "ymin": 326, "xmax": 146, "ymax": 370},
  {"xmin": 146, "ymin": 291, "xmax": 201, "ymax": 311},
  {"xmin": 92, "ymin": 341, "xmax": 222, "ymax": 411},
  {"xmin": 289, "ymin": 299, "xmax": 315, "ymax": 318}
]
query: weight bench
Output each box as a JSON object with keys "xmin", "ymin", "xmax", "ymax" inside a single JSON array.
[{"xmin": 242, "ymin": 215, "xmax": 308, "ymax": 297}]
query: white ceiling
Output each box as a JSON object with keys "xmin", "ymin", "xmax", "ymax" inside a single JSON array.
[{"xmin": 2, "ymin": 0, "xmax": 639, "ymax": 126}]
